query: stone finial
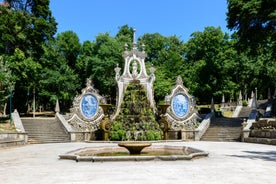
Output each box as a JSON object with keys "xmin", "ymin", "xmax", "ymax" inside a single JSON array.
[
  {"xmin": 176, "ymin": 75, "xmax": 183, "ymax": 86},
  {"xmin": 142, "ymin": 43, "xmax": 145, "ymax": 52},
  {"xmin": 268, "ymin": 88, "xmax": 271, "ymax": 100},
  {"xmin": 55, "ymin": 98, "xmax": 60, "ymax": 113},
  {"xmin": 251, "ymin": 91, "xmax": 254, "ymax": 98},
  {"xmin": 149, "ymin": 65, "xmax": 155, "ymax": 75},
  {"xmin": 238, "ymin": 91, "xmax": 242, "ymax": 106},
  {"xmin": 244, "ymin": 85, "xmax": 248, "ymax": 101},
  {"xmin": 222, "ymin": 94, "xmax": 225, "ymax": 103},
  {"xmin": 132, "ymin": 28, "xmax": 137, "ymax": 49},
  {"xmin": 86, "ymin": 78, "xmax": 92, "ymax": 87},
  {"xmin": 211, "ymin": 98, "xmax": 215, "ymax": 113},
  {"xmin": 251, "ymin": 93, "xmax": 257, "ymax": 109}
]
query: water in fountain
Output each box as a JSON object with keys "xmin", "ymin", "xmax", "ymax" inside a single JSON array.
[{"xmin": 109, "ymin": 80, "xmax": 162, "ymax": 141}]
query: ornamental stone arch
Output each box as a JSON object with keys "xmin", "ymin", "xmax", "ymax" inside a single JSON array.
[
  {"xmin": 163, "ymin": 76, "xmax": 201, "ymax": 131},
  {"xmin": 67, "ymin": 78, "xmax": 106, "ymax": 132}
]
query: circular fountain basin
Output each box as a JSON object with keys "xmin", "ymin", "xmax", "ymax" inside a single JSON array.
[{"xmin": 59, "ymin": 144, "xmax": 208, "ymax": 162}]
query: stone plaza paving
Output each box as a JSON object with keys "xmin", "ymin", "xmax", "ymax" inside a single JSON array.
[{"xmin": 0, "ymin": 141, "xmax": 275, "ymax": 184}]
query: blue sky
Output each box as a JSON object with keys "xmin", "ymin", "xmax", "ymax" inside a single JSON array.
[
  {"xmin": 50, "ymin": 0, "xmax": 230, "ymax": 43},
  {"xmin": 3, "ymin": 0, "xmax": 231, "ymax": 43}
]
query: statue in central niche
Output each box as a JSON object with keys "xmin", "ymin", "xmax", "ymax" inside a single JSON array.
[{"xmin": 110, "ymin": 29, "xmax": 162, "ymax": 141}]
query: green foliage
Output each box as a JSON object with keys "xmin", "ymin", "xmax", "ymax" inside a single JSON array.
[
  {"xmin": 0, "ymin": 0, "xmax": 57, "ymax": 112},
  {"xmin": 56, "ymin": 31, "xmax": 81, "ymax": 69},
  {"xmin": 153, "ymin": 65, "xmax": 174, "ymax": 102},
  {"xmin": 1, "ymin": 0, "xmax": 275, "ymax": 113},
  {"xmin": 0, "ymin": 56, "xmax": 15, "ymax": 113},
  {"xmin": 83, "ymin": 33, "xmax": 126, "ymax": 103},
  {"xmin": 227, "ymin": 0, "xmax": 276, "ymax": 55},
  {"xmin": 184, "ymin": 27, "xmax": 238, "ymax": 102},
  {"xmin": 226, "ymin": 0, "xmax": 276, "ymax": 94},
  {"xmin": 109, "ymin": 121, "xmax": 126, "ymax": 141},
  {"xmin": 115, "ymin": 24, "xmax": 134, "ymax": 45},
  {"xmin": 38, "ymin": 35, "xmax": 81, "ymax": 111},
  {"xmin": 140, "ymin": 34, "xmax": 186, "ymax": 102},
  {"xmin": 109, "ymin": 82, "xmax": 162, "ymax": 141},
  {"xmin": 242, "ymin": 100, "xmax": 248, "ymax": 106},
  {"xmin": 39, "ymin": 64, "xmax": 80, "ymax": 111},
  {"xmin": 0, "ymin": 0, "xmax": 57, "ymax": 57}
]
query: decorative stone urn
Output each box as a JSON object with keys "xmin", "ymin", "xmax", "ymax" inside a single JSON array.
[
  {"xmin": 99, "ymin": 104, "xmax": 112, "ymax": 141},
  {"xmin": 158, "ymin": 104, "xmax": 170, "ymax": 140}
]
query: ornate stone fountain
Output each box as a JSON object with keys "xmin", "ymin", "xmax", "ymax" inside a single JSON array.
[
  {"xmin": 58, "ymin": 29, "xmax": 208, "ymax": 162},
  {"xmin": 110, "ymin": 29, "xmax": 162, "ymax": 141},
  {"xmin": 63, "ymin": 29, "xmax": 200, "ymax": 141}
]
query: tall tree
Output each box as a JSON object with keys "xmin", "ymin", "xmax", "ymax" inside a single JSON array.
[
  {"xmin": 0, "ymin": 0, "xmax": 57, "ymax": 57},
  {"xmin": 56, "ymin": 31, "xmax": 81, "ymax": 69},
  {"xmin": 115, "ymin": 24, "xmax": 134, "ymax": 45},
  {"xmin": 184, "ymin": 27, "xmax": 238, "ymax": 103},
  {"xmin": 84, "ymin": 33, "xmax": 124, "ymax": 103},
  {"xmin": 76, "ymin": 40, "xmax": 95, "ymax": 87},
  {"xmin": 38, "ymin": 39, "xmax": 81, "ymax": 111},
  {"xmin": 7, "ymin": 48, "xmax": 41, "ymax": 112},
  {"xmin": 78, "ymin": 26, "xmax": 134, "ymax": 102},
  {"xmin": 0, "ymin": 56, "xmax": 15, "ymax": 114},
  {"xmin": 139, "ymin": 34, "xmax": 186, "ymax": 102},
  {"xmin": 227, "ymin": 0, "xmax": 276, "ymax": 97},
  {"xmin": 0, "ymin": 0, "xmax": 57, "ymax": 112},
  {"xmin": 227, "ymin": 0, "xmax": 276, "ymax": 55},
  {"xmin": 0, "ymin": 4, "xmax": 30, "ymax": 55}
]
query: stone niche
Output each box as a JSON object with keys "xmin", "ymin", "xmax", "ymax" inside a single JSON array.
[
  {"xmin": 68, "ymin": 78, "xmax": 106, "ymax": 136},
  {"xmin": 162, "ymin": 76, "xmax": 201, "ymax": 139}
]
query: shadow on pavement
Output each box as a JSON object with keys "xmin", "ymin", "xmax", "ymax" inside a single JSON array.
[{"xmin": 227, "ymin": 150, "xmax": 276, "ymax": 162}]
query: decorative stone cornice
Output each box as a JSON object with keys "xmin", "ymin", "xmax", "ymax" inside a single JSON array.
[{"xmin": 122, "ymin": 49, "xmax": 147, "ymax": 59}]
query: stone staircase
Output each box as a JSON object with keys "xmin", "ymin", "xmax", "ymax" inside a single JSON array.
[
  {"xmin": 21, "ymin": 118, "xmax": 70, "ymax": 144},
  {"xmin": 237, "ymin": 106, "xmax": 252, "ymax": 119},
  {"xmin": 201, "ymin": 117, "xmax": 243, "ymax": 142}
]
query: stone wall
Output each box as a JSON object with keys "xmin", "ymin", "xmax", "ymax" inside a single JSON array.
[
  {"xmin": 244, "ymin": 119, "xmax": 276, "ymax": 145},
  {"xmin": 0, "ymin": 133, "xmax": 27, "ymax": 147}
]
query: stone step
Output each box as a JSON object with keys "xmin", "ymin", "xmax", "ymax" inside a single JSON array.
[
  {"xmin": 201, "ymin": 117, "xmax": 242, "ymax": 142},
  {"xmin": 201, "ymin": 138, "xmax": 239, "ymax": 142},
  {"xmin": 27, "ymin": 134, "xmax": 68, "ymax": 137},
  {"xmin": 21, "ymin": 118, "xmax": 70, "ymax": 144},
  {"xmin": 203, "ymin": 134, "xmax": 241, "ymax": 137},
  {"xmin": 28, "ymin": 139, "xmax": 70, "ymax": 144}
]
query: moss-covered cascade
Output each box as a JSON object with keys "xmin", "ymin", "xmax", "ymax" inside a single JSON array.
[{"xmin": 110, "ymin": 81, "xmax": 162, "ymax": 141}]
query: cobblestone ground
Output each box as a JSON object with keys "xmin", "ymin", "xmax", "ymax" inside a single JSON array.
[{"xmin": 0, "ymin": 141, "xmax": 276, "ymax": 184}]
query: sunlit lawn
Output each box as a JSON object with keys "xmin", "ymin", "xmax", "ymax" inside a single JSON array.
[
  {"xmin": 197, "ymin": 104, "xmax": 234, "ymax": 117},
  {"xmin": 0, "ymin": 118, "xmax": 17, "ymax": 133}
]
